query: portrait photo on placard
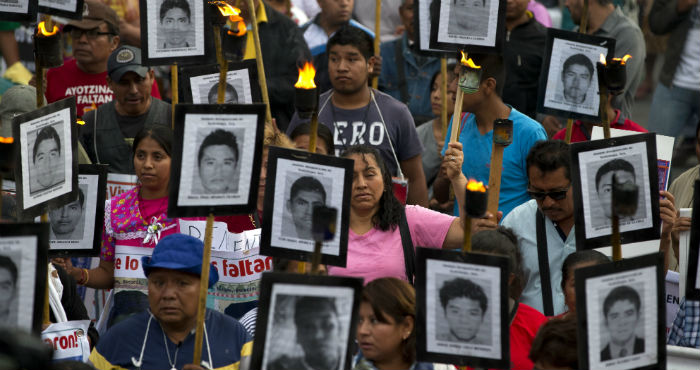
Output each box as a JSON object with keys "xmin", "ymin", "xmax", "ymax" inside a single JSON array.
[
  {"xmin": 414, "ymin": 0, "xmax": 445, "ymax": 54},
  {"xmin": 415, "ymin": 248, "xmax": 509, "ymax": 368},
  {"xmin": 46, "ymin": 165, "xmax": 107, "ymax": 256},
  {"xmin": 538, "ymin": 29, "xmax": 615, "ymax": 121},
  {"xmin": 575, "ymin": 253, "xmax": 664, "ymax": 370},
  {"xmin": 38, "ymin": 0, "xmax": 84, "ymax": 19},
  {"xmin": 169, "ymin": 104, "xmax": 265, "ymax": 217},
  {"xmin": 140, "ymin": 0, "xmax": 209, "ymax": 65},
  {"xmin": 0, "ymin": 223, "xmax": 49, "ymax": 334},
  {"xmin": 571, "ymin": 134, "xmax": 660, "ymax": 249},
  {"xmin": 13, "ymin": 97, "xmax": 78, "ymax": 216},
  {"xmin": 430, "ymin": 0, "xmax": 505, "ymax": 52},
  {"xmin": 261, "ymin": 147, "xmax": 353, "ymax": 267},
  {"xmin": 0, "ymin": 0, "xmax": 37, "ymax": 22},
  {"xmin": 251, "ymin": 273, "xmax": 362, "ymax": 370},
  {"xmin": 179, "ymin": 60, "xmax": 261, "ymax": 104}
]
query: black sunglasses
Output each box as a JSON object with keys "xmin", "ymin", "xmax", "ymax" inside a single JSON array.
[{"xmin": 527, "ymin": 184, "xmax": 571, "ymax": 201}]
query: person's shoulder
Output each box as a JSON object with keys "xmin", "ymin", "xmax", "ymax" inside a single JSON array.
[
  {"xmin": 207, "ymin": 309, "xmax": 249, "ymax": 337},
  {"xmin": 46, "ymin": 58, "xmax": 76, "ymax": 77},
  {"xmin": 503, "ymin": 199, "xmax": 538, "ymax": 223},
  {"xmin": 348, "ymin": 19, "xmax": 375, "ymax": 38},
  {"xmin": 265, "ymin": 3, "xmax": 299, "ymax": 29},
  {"xmin": 514, "ymin": 302, "xmax": 548, "ymax": 327},
  {"xmin": 510, "ymin": 108, "xmax": 544, "ymax": 132},
  {"xmin": 97, "ymin": 311, "xmax": 150, "ymax": 347},
  {"xmin": 373, "ymin": 89, "xmax": 411, "ymax": 114}
]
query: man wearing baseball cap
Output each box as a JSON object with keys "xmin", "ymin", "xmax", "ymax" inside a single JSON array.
[
  {"xmin": 89, "ymin": 234, "xmax": 252, "ymax": 370},
  {"xmin": 79, "ymin": 45, "xmax": 171, "ymax": 174},
  {"xmin": 45, "ymin": 0, "xmax": 161, "ymax": 118}
]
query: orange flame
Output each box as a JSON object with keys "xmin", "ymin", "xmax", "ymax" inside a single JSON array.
[
  {"xmin": 611, "ymin": 54, "xmax": 632, "ymax": 65},
  {"xmin": 599, "ymin": 54, "xmax": 607, "ymax": 65},
  {"xmin": 37, "ymin": 21, "xmax": 58, "ymax": 37},
  {"xmin": 0, "ymin": 137, "xmax": 14, "ymax": 144},
  {"xmin": 295, "ymin": 62, "xmax": 317, "ymax": 89},
  {"xmin": 77, "ymin": 119, "xmax": 86, "ymax": 126},
  {"xmin": 466, "ymin": 179, "xmax": 486, "ymax": 192},
  {"xmin": 210, "ymin": 1, "xmax": 247, "ymax": 36},
  {"xmin": 460, "ymin": 51, "xmax": 481, "ymax": 69}
]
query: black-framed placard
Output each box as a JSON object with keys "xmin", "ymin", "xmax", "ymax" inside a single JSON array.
[
  {"xmin": 537, "ymin": 29, "xmax": 616, "ymax": 121},
  {"xmin": 414, "ymin": 0, "xmax": 447, "ymax": 56},
  {"xmin": 179, "ymin": 60, "xmax": 262, "ymax": 104},
  {"xmin": 0, "ymin": 223, "xmax": 49, "ymax": 335},
  {"xmin": 168, "ymin": 103, "xmax": 265, "ymax": 217},
  {"xmin": 415, "ymin": 247, "xmax": 510, "ymax": 368},
  {"xmin": 12, "ymin": 97, "xmax": 79, "ymax": 218},
  {"xmin": 0, "ymin": 0, "xmax": 38, "ymax": 22},
  {"xmin": 685, "ymin": 180, "xmax": 700, "ymax": 300},
  {"xmin": 251, "ymin": 272, "xmax": 362, "ymax": 370},
  {"xmin": 45, "ymin": 164, "xmax": 107, "ymax": 257},
  {"xmin": 428, "ymin": 0, "xmax": 506, "ymax": 54},
  {"xmin": 38, "ymin": 0, "xmax": 85, "ymax": 19},
  {"xmin": 260, "ymin": 147, "xmax": 353, "ymax": 267},
  {"xmin": 139, "ymin": 0, "xmax": 214, "ymax": 66},
  {"xmin": 575, "ymin": 253, "xmax": 665, "ymax": 370},
  {"xmin": 571, "ymin": 133, "xmax": 660, "ymax": 249}
]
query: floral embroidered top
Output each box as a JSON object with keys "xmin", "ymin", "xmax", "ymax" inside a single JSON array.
[{"xmin": 100, "ymin": 186, "xmax": 181, "ymax": 262}]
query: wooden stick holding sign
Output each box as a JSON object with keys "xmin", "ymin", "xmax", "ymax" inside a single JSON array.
[
  {"xmin": 486, "ymin": 119, "xmax": 513, "ymax": 220},
  {"xmin": 246, "ymin": 0, "xmax": 273, "ymax": 124},
  {"xmin": 450, "ymin": 52, "xmax": 481, "ymax": 143},
  {"xmin": 440, "ymin": 58, "xmax": 448, "ymax": 141},
  {"xmin": 610, "ymin": 175, "xmax": 638, "ymax": 261},
  {"xmin": 564, "ymin": 0, "xmax": 589, "ymax": 144},
  {"xmin": 171, "ymin": 64, "xmax": 178, "ymax": 128},
  {"xmin": 371, "ymin": 0, "xmax": 381, "ymax": 89},
  {"xmin": 311, "ymin": 206, "xmax": 338, "ymax": 274},
  {"xmin": 463, "ymin": 180, "xmax": 488, "ymax": 254},
  {"xmin": 192, "ymin": 213, "xmax": 215, "ymax": 366}
]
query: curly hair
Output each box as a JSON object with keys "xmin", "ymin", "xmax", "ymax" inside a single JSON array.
[
  {"xmin": 341, "ymin": 145, "xmax": 402, "ymax": 231},
  {"xmin": 439, "ymin": 278, "xmax": 488, "ymax": 315}
]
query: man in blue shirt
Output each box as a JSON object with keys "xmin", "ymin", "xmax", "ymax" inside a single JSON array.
[{"xmin": 440, "ymin": 53, "xmax": 547, "ymax": 219}]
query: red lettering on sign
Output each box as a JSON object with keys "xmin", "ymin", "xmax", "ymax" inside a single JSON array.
[{"xmin": 115, "ymin": 257, "xmax": 122, "ymax": 270}]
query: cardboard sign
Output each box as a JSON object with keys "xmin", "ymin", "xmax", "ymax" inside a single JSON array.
[
  {"xmin": 106, "ymin": 173, "xmax": 137, "ymax": 199},
  {"xmin": 42, "ymin": 320, "xmax": 91, "ymax": 362},
  {"xmin": 665, "ymin": 271, "xmax": 680, "ymax": 336}
]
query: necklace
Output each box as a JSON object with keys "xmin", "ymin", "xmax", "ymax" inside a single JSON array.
[{"xmin": 163, "ymin": 330, "xmax": 179, "ymax": 370}]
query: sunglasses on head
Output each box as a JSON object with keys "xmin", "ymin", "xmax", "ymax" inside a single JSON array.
[{"xmin": 527, "ymin": 184, "xmax": 571, "ymax": 201}]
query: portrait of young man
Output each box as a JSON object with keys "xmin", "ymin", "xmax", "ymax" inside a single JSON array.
[
  {"xmin": 593, "ymin": 158, "xmax": 637, "ymax": 224},
  {"xmin": 207, "ymin": 82, "xmax": 239, "ymax": 104},
  {"xmin": 48, "ymin": 186, "xmax": 86, "ymax": 240},
  {"xmin": 196, "ymin": 129, "xmax": 240, "ymax": 194},
  {"xmin": 0, "ymin": 255, "xmax": 18, "ymax": 325},
  {"xmin": 560, "ymin": 53, "xmax": 594, "ymax": 106},
  {"xmin": 447, "ymin": 0, "xmax": 490, "ymax": 38},
  {"xmin": 159, "ymin": 0, "xmax": 193, "ymax": 49},
  {"xmin": 437, "ymin": 277, "xmax": 488, "ymax": 344},
  {"xmin": 600, "ymin": 285, "xmax": 645, "ymax": 361},
  {"xmin": 30, "ymin": 125, "xmax": 65, "ymax": 194},
  {"xmin": 281, "ymin": 176, "xmax": 327, "ymax": 241}
]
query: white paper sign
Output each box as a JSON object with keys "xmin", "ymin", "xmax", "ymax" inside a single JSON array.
[
  {"xmin": 42, "ymin": 320, "xmax": 91, "ymax": 362},
  {"xmin": 665, "ymin": 271, "xmax": 680, "ymax": 336},
  {"xmin": 105, "ymin": 173, "xmax": 137, "ymax": 199}
]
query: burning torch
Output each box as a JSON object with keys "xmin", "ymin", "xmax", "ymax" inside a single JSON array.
[
  {"xmin": 210, "ymin": 1, "xmax": 248, "ymax": 104},
  {"xmin": 463, "ymin": 180, "xmax": 488, "ymax": 253},
  {"xmin": 449, "ymin": 52, "xmax": 482, "ymax": 144},
  {"xmin": 34, "ymin": 19, "xmax": 62, "ymax": 109},
  {"xmin": 597, "ymin": 54, "xmax": 631, "ymax": 139},
  {"xmin": 486, "ymin": 119, "xmax": 513, "ymax": 222},
  {"xmin": 294, "ymin": 62, "xmax": 318, "ymax": 152}
]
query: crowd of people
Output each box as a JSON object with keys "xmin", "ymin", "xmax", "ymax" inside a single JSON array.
[{"xmin": 0, "ymin": 0, "xmax": 699, "ymax": 369}]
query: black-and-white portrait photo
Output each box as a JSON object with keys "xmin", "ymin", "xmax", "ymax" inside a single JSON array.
[
  {"xmin": 176, "ymin": 112, "xmax": 257, "ymax": 207},
  {"xmin": 261, "ymin": 285, "xmax": 354, "ymax": 370},
  {"xmin": 425, "ymin": 259, "xmax": 501, "ymax": 359},
  {"xmin": 280, "ymin": 175, "xmax": 330, "ymax": 241},
  {"xmin": 16, "ymin": 103, "xmax": 75, "ymax": 210},
  {"xmin": 48, "ymin": 184, "xmax": 86, "ymax": 241},
  {"xmin": 580, "ymin": 262, "xmax": 660, "ymax": 370},
  {"xmin": 543, "ymin": 38, "xmax": 607, "ymax": 117},
  {"xmin": 141, "ymin": 0, "xmax": 206, "ymax": 62},
  {"xmin": 0, "ymin": 252, "xmax": 20, "ymax": 326},
  {"xmin": 38, "ymin": 0, "xmax": 84, "ymax": 18},
  {"xmin": 578, "ymin": 142, "xmax": 653, "ymax": 239},
  {"xmin": 189, "ymin": 70, "xmax": 251, "ymax": 105},
  {"xmin": 415, "ymin": 0, "xmax": 443, "ymax": 53},
  {"xmin": 0, "ymin": 0, "xmax": 35, "ymax": 20},
  {"xmin": 435, "ymin": 0, "xmax": 501, "ymax": 48}
]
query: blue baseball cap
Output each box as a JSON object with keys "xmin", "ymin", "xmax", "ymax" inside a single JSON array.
[{"xmin": 141, "ymin": 234, "xmax": 219, "ymax": 288}]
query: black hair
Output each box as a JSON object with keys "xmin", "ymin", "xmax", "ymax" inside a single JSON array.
[
  {"xmin": 294, "ymin": 296, "xmax": 338, "ymax": 325},
  {"xmin": 341, "ymin": 145, "xmax": 403, "ymax": 231},
  {"xmin": 526, "ymin": 140, "xmax": 571, "ymax": 181},
  {"xmin": 198, "ymin": 129, "xmax": 239, "ymax": 165},
  {"xmin": 289, "ymin": 123, "xmax": 336, "ymax": 155},
  {"xmin": 207, "ymin": 83, "xmax": 238, "ymax": 104},
  {"xmin": 603, "ymin": 285, "xmax": 641, "ymax": 318},
  {"xmin": 32, "ymin": 126, "xmax": 61, "ymax": 164},
  {"xmin": 159, "ymin": 0, "xmax": 191, "ymax": 22},
  {"xmin": 562, "ymin": 53, "xmax": 594, "ymax": 80},
  {"xmin": 430, "ymin": 63, "xmax": 458, "ymax": 92},
  {"xmin": 472, "ymin": 227, "xmax": 524, "ymax": 300},
  {"xmin": 74, "ymin": 187, "xmax": 86, "ymax": 208},
  {"xmin": 327, "ymin": 24, "xmax": 374, "ymax": 61},
  {"xmin": 560, "ymin": 250, "xmax": 609, "ymax": 291},
  {"xmin": 594, "ymin": 158, "xmax": 635, "ymax": 191},
  {"xmin": 457, "ymin": 53, "xmax": 506, "ymax": 96},
  {"xmin": 289, "ymin": 176, "xmax": 327, "ymax": 203},
  {"xmin": 439, "ymin": 278, "xmax": 488, "ymax": 315},
  {"xmin": 132, "ymin": 125, "xmax": 173, "ymax": 157},
  {"xmin": 529, "ymin": 317, "xmax": 578, "ymax": 368},
  {"xmin": 0, "ymin": 255, "xmax": 18, "ymax": 285}
]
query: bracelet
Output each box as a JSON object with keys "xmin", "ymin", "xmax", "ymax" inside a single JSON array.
[
  {"xmin": 77, "ymin": 268, "xmax": 89, "ymax": 285},
  {"xmin": 83, "ymin": 268, "xmax": 89, "ymax": 286}
]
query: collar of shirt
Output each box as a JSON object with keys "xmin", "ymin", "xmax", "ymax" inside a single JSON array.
[{"xmin": 608, "ymin": 337, "xmax": 636, "ymax": 359}]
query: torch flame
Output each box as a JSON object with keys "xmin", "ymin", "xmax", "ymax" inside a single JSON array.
[
  {"xmin": 460, "ymin": 51, "xmax": 481, "ymax": 69},
  {"xmin": 612, "ymin": 54, "xmax": 632, "ymax": 65},
  {"xmin": 210, "ymin": 1, "xmax": 247, "ymax": 36},
  {"xmin": 0, "ymin": 137, "xmax": 14, "ymax": 144},
  {"xmin": 295, "ymin": 62, "xmax": 317, "ymax": 89},
  {"xmin": 466, "ymin": 179, "xmax": 486, "ymax": 192},
  {"xmin": 37, "ymin": 21, "xmax": 58, "ymax": 37},
  {"xmin": 599, "ymin": 54, "xmax": 607, "ymax": 65},
  {"xmin": 77, "ymin": 119, "xmax": 86, "ymax": 126}
]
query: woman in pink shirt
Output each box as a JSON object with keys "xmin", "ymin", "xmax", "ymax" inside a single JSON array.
[{"xmin": 328, "ymin": 144, "xmax": 469, "ymax": 283}]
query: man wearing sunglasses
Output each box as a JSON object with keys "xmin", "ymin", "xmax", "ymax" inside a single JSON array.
[{"xmin": 45, "ymin": 0, "xmax": 161, "ymax": 118}]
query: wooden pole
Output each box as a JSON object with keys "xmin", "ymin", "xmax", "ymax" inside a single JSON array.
[
  {"xmin": 41, "ymin": 213, "xmax": 50, "ymax": 325},
  {"xmin": 311, "ymin": 241, "xmax": 322, "ymax": 274},
  {"xmin": 450, "ymin": 87, "xmax": 464, "ymax": 143},
  {"xmin": 580, "ymin": 0, "xmax": 590, "ymax": 34},
  {"xmin": 371, "ymin": 0, "xmax": 381, "ymax": 89},
  {"xmin": 213, "ymin": 25, "xmax": 230, "ymax": 105},
  {"xmin": 486, "ymin": 143, "xmax": 505, "ymax": 218},
  {"xmin": 192, "ymin": 213, "xmax": 215, "ymax": 366},
  {"xmin": 440, "ymin": 58, "xmax": 448, "ymax": 142},
  {"xmin": 308, "ymin": 112, "xmax": 319, "ymax": 154},
  {"xmin": 462, "ymin": 218, "xmax": 472, "ymax": 254},
  {"xmin": 36, "ymin": 65, "xmax": 44, "ymax": 108},
  {"xmin": 600, "ymin": 86, "xmax": 611, "ymax": 139},
  {"xmin": 611, "ymin": 214, "xmax": 622, "ymax": 261},
  {"xmin": 246, "ymin": 0, "xmax": 273, "ymax": 124},
  {"xmin": 171, "ymin": 63, "xmax": 178, "ymax": 129},
  {"xmin": 564, "ymin": 118, "xmax": 574, "ymax": 144}
]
